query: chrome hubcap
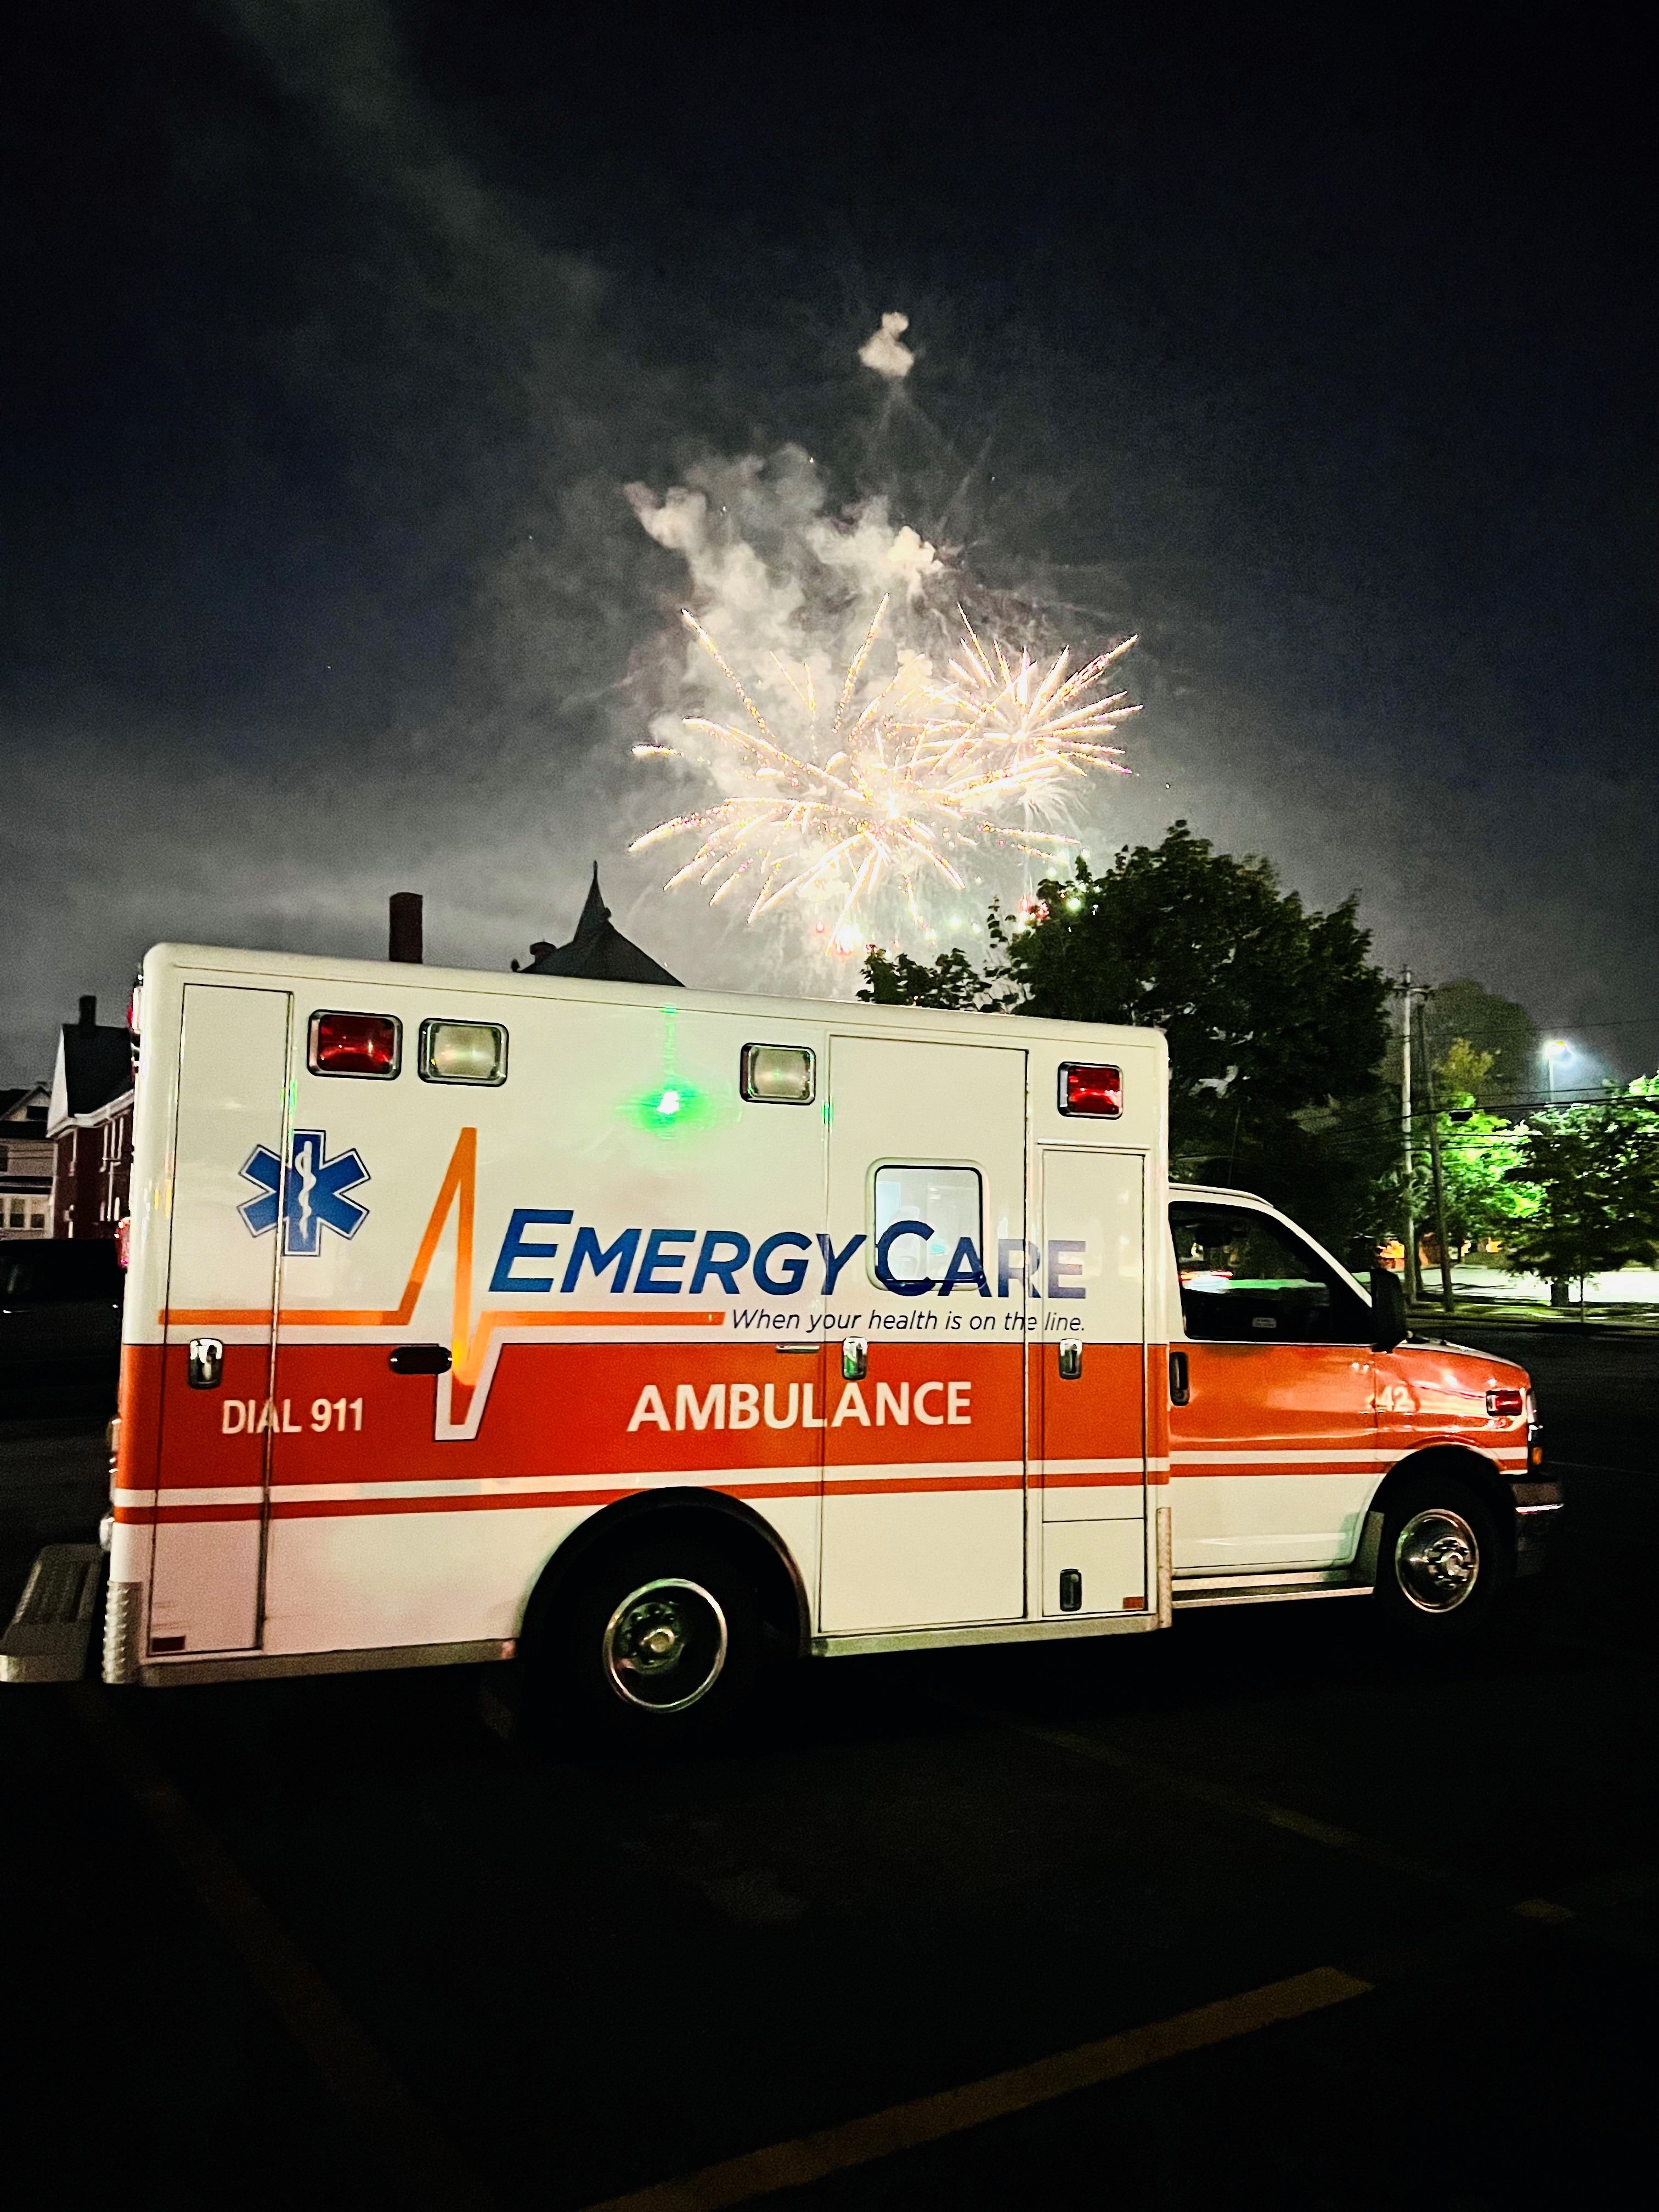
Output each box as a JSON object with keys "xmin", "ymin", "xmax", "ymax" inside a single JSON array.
[
  {"xmin": 1395, "ymin": 1508, "xmax": 1480, "ymax": 1613},
  {"xmin": 602, "ymin": 1578, "xmax": 727, "ymax": 1712}
]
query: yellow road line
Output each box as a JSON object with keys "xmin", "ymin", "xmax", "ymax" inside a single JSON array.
[{"xmin": 580, "ymin": 1966, "xmax": 1370, "ymax": 2212}]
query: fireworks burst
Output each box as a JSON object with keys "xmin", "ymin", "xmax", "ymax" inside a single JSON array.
[{"xmin": 630, "ymin": 600, "xmax": 1138, "ymax": 955}]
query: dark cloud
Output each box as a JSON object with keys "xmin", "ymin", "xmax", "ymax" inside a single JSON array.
[{"xmin": 3, "ymin": 2, "xmax": 1654, "ymax": 1079}]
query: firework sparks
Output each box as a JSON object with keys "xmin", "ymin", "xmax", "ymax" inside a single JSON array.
[{"xmin": 630, "ymin": 601, "xmax": 1137, "ymax": 955}]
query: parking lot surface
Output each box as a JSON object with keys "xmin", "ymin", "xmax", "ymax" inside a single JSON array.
[{"xmin": 2, "ymin": 1323, "xmax": 1653, "ymax": 2210}]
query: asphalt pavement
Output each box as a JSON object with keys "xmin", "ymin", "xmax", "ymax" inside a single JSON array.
[{"xmin": 2, "ymin": 1324, "xmax": 1652, "ymax": 2211}]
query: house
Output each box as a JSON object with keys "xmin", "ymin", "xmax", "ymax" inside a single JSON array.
[
  {"xmin": 48, "ymin": 997, "xmax": 135, "ymax": 1242},
  {"xmin": 516, "ymin": 865, "xmax": 681, "ymax": 985},
  {"xmin": 0, "ymin": 1081, "xmax": 54, "ymax": 1239}
]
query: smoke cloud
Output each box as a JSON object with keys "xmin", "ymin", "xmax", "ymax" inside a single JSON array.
[
  {"xmin": 619, "ymin": 440, "xmax": 1142, "ymax": 968},
  {"xmin": 859, "ymin": 312, "xmax": 916, "ymax": 381}
]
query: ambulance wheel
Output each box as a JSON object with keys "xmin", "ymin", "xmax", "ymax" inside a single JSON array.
[
  {"xmin": 1375, "ymin": 1471, "xmax": 1507, "ymax": 1641},
  {"xmin": 553, "ymin": 1536, "xmax": 763, "ymax": 1744}
]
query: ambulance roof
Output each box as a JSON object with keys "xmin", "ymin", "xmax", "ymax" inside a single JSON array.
[{"xmin": 140, "ymin": 944, "xmax": 1169, "ymax": 1059}]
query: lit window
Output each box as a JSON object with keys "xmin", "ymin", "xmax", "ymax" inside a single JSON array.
[
  {"xmin": 419, "ymin": 1020, "xmax": 507, "ymax": 1086},
  {"xmin": 871, "ymin": 1164, "xmax": 984, "ymax": 1289},
  {"xmin": 741, "ymin": 1044, "xmax": 815, "ymax": 1104},
  {"xmin": 309, "ymin": 1011, "xmax": 401, "ymax": 1078}
]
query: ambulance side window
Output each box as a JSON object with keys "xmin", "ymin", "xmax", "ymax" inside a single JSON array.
[
  {"xmin": 871, "ymin": 1165, "xmax": 983, "ymax": 1289},
  {"xmin": 1170, "ymin": 1204, "xmax": 1369, "ymax": 1344}
]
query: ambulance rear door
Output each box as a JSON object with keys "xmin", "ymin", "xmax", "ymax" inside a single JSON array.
[
  {"xmin": 1034, "ymin": 1147, "xmax": 1150, "ymax": 1617},
  {"xmin": 149, "ymin": 983, "xmax": 292, "ymax": 1657}
]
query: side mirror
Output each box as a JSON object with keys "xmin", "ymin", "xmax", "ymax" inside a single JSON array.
[{"xmin": 1369, "ymin": 1266, "xmax": 1408, "ymax": 1352}]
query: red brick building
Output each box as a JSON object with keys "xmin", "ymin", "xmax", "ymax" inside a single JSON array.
[{"xmin": 48, "ymin": 997, "xmax": 134, "ymax": 1241}]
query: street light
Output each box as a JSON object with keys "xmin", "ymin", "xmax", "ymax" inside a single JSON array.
[{"xmin": 1543, "ymin": 1039, "xmax": 1570, "ymax": 1104}]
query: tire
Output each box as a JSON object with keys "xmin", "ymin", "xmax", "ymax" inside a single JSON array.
[
  {"xmin": 540, "ymin": 1534, "xmax": 763, "ymax": 1746},
  {"xmin": 1374, "ymin": 1471, "xmax": 1509, "ymax": 1642}
]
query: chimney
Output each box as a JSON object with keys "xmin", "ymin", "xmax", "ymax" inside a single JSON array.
[
  {"xmin": 388, "ymin": 892, "xmax": 424, "ymax": 965},
  {"xmin": 78, "ymin": 994, "xmax": 97, "ymax": 1031}
]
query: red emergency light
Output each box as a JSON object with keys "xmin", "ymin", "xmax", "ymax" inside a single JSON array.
[
  {"xmin": 1059, "ymin": 1063, "xmax": 1122, "ymax": 1117},
  {"xmin": 309, "ymin": 1011, "xmax": 401, "ymax": 1078},
  {"xmin": 1486, "ymin": 1386, "xmax": 1525, "ymax": 1417}
]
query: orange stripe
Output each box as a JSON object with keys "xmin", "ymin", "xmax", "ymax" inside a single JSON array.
[
  {"xmin": 115, "ymin": 1472, "xmax": 1023, "ymax": 1524},
  {"xmin": 1042, "ymin": 1470, "xmax": 1144, "ymax": 1488},
  {"xmin": 448, "ymin": 1305, "xmax": 725, "ymax": 1401},
  {"xmin": 827, "ymin": 1474, "xmax": 1023, "ymax": 1497},
  {"xmin": 161, "ymin": 1129, "xmax": 729, "ymax": 1401},
  {"xmin": 268, "ymin": 1481, "xmax": 828, "ymax": 1518},
  {"xmin": 1168, "ymin": 1462, "xmax": 1385, "ymax": 1479},
  {"xmin": 165, "ymin": 1306, "xmax": 727, "ymax": 1329},
  {"xmin": 127, "ymin": 1503, "xmax": 264, "ymax": 1524}
]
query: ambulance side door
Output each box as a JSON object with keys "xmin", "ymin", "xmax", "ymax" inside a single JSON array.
[{"xmin": 1167, "ymin": 1199, "xmax": 1378, "ymax": 1572}]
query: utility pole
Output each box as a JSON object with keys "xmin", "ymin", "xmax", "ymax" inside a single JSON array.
[
  {"xmin": 1400, "ymin": 970, "xmax": 1419, "ymax": 1302},
  {"xmin": 1417, "ymin": 991, "xmax": 1456, "ymax": 1313}
]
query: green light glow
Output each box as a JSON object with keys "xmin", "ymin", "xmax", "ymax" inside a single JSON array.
[
  {"xmin": 623, "ymin": 1077, "xmax": 721, "ymax": 1137},
  {"xmin": 620, "ymin": 1010, "xmax": 736, "ymax": 1138}
]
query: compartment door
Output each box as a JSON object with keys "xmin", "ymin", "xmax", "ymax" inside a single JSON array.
[
  {"xmin": 149, "ymin": 985, "xmax": 291, "ymax": 1655},
  {"xmin": 1036, "ymin": 1149, "xmax": 1149, "ymax": 1617},
  {"xmin": 819, "ymin": 1036, "xmax": 1026, "ymax": 1634}
]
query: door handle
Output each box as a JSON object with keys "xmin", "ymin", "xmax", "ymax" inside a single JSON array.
[
  {"xmin": 1057, "ymin": 1342, "xmax": 1082, "ymax": 1380},
  {"xmin": 1169, "ymin": 1350, "xmax": 1190, "ymax": 1406},
  {"xmin": 187, "ymin": 1337, "xmax": 224, "ymax": 1390},
  {"xmin": 389, "ymin": 1344, "xmax": 452, "ymax": 1375},
  {"xmin": 842, "ymin": 1339, "xmax": 867, "ymax": 1380}
]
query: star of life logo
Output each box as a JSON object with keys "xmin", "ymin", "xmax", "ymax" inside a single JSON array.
[{"xmin": 239, "ymin": 1130, "xmax": 370, "ymax": 1256}]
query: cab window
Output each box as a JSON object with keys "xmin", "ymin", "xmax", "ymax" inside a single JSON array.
[{"xmin": 1170, "ymin": 1203, "xmax": 1369, "ymax": 1344}]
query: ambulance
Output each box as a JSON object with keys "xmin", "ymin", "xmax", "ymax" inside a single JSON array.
[{"xmin": 1, "ymin": 943, "xmax": 1560, "ymax": 1729}]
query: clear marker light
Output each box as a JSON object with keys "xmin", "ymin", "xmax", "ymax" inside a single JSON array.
[{"xmin": 657, "ymin": 1088, "xmax": 682, "ymax": 1116}]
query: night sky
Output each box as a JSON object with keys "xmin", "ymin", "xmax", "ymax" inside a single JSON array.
[{"xmin": 4, "ymin": 2, "xmax": 1653, "ymax": 1088}]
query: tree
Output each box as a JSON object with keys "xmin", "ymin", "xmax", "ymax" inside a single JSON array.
[
  {"xmin": 1435, "ymin": 1039, "xmax": 1495, "ymax": 1105},
  {"xmin": 1503, "ymin": 1092, "xmax": 1659, "ymax": 1303},
  {"xmin": 859, "ymin": 822, "xmax": 1394, "ymax": 1250},
  {"xmin": 1419, "ymin": 981, "xmax": 1539, "ymax": 1111},
  {"xmin": 859, "ymin": 946, "xmax": 985, "ymax": 1011},
  {"xmin": 996, "ymin": 823, "xmax": 1390, "ymax": 1147},
  {"xmin": 1435, "ymin": 1108, "xmax": 1537, "ymax": 1252}
]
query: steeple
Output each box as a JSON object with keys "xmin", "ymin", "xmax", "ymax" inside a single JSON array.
[{"xmin": 517, "ymin": 865, "xmax": 681, "ymax": 986}]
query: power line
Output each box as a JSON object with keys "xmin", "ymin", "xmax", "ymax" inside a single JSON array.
[{"xmin": 1527, "ymin": 1015, "xmax": 1659, "ymax": 1032}]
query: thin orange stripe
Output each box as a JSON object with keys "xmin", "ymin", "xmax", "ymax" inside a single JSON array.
[
  {"xmin": 163, "ymin": 1307, "xmax": 728, "ymax": 1330},
  {"xmin": 116, "ymin": 1473, "xmax": 1022, "ymax": 1523},
  {"xmin": 161, "ymin": 1131, "xmax": 729, "ymax": 1377}
]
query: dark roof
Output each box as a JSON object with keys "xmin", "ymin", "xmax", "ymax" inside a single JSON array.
[
  {"xmin": 0, "ymin": 1084, "xmax": 49, "ymax": 1131},
  {"xmin": 59, "ymin": 1023, "xmax": 133, "ymax": 1117},
  {"xmin": 520, "ymin": 866, "xmax": 681, "ymax": 987}
]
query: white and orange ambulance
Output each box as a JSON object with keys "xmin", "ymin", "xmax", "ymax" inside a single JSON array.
[{"xmin": 2, "ymin": 942, "xmax": 1560, "ymax": 1726}]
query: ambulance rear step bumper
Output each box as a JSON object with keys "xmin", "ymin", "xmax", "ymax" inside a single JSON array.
[
  {"xmin": 1, "ymin": 1544, "xmax": 105, "ymax": 1684},
  {"xmin": 1174, "ymin": 1584, "xmax": 1372, "ymax": 1611},
  {"xmin": 1173, "ymin": 1567, "xmax": 1372, "ymax": 1611}
]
